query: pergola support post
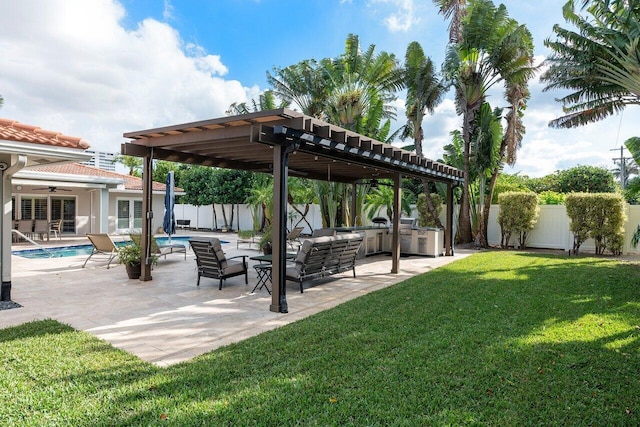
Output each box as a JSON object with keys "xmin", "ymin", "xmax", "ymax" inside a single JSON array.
[
  {"xmin": 270, "ymin": 138, "xmax": 299, "ymax": 313},
  {"xmin": 391, "ymin": 173, "xmax": 401, "ymax": 274},
  {"xmin": 140, "ymin": 150, "xmax": 154, "ymax": 281}
]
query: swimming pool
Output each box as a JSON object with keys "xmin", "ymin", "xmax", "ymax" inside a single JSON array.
[{"xmin": 11, "ymin": 236, "xmax": 214, "ymax": 259}]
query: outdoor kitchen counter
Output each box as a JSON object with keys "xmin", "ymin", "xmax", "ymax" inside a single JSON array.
[{"xmin": 334, "ymin": 227, "xmax": 389, "ymax": 257}]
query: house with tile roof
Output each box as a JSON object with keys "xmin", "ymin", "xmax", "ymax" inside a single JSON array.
[
  {"xmin": 16, "ymin": 163, "xmax": 184, "ymax": 235},
  {"xmin": 0, "ymin": 118, "xmax": 94, "ymax": 301},
  {"xmin": 0, "ymin": 118, "xmax": 182, "ymax": 301}
]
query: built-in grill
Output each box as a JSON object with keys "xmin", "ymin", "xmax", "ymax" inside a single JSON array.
[
  {"xmin": 372, "ymin": 217, "xmax": 388, "ymax": 227},
  {"xmin": 399, "ymin": 218, "xmax": 416, "ymax": 234},
  {"xmin": 399, "ymin": 218, "xmax": 416, "ymax": 253}
]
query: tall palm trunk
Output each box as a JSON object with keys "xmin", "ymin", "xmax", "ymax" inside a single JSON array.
[{"xmin": 459, "ymin": 103, "xmax": 476, "ymax": 243}]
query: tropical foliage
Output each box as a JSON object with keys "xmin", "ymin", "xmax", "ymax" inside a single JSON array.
[
  {"xmin": 402, "ymin": 41, "xmax": 446, "ymax": 228},
  {"xmin": 226, "ymin": 90, "xmax": 289, "ymax": 115},
  {"xmin": 267, "ymin": 34, "xmax": 411, "ymax": 226},
  {"xmin": 113, "ymin": 155, "xmax": 142, "ymax": 176},
  {"xmin": 442, "ymin": 0, "xmax": 536, "ymax": 244},
  {"xmin": 541, "ymin": 0, "xmax": 640, "ymax": 128}
]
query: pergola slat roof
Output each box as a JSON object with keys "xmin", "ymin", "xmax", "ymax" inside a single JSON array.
[
  {"xmin": 122, "ymin": 109, "xmax": 464, "ymax": 313},
  {"xmin": 123, "ymin": 109, "xmax": 464, "ymax": 185}
]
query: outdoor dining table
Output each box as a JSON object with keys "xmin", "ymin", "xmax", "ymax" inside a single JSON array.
[{"xmin": 249, "ymin": 253, "xmax": 297, "ymax": 294}]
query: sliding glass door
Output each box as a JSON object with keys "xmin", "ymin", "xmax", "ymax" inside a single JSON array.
[{"xmin": 50, "ymin": 197, "xmax": 76, "ymax": 233}]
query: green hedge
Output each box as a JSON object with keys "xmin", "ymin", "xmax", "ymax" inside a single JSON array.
[
  {"xmin": 497, "ymin": 192, "xmax": 539, "ymax": 249},
  {"xmin": 565, "ymin": 193, "xmax": 626, "ymax": 255}
]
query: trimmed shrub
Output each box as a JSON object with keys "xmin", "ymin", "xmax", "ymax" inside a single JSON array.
[
  {"xmin": 498, "ymin": 192, "xmax": 540, "ymax": 249},
  {"xmin": 565, "ymin": 193, "xmax": 626, "ymax": 255}
]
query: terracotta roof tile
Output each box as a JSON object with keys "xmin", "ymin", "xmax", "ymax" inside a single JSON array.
[
  {"xmin": 30, "ymin": 163, "xmax": 182, "ymax": 192},
  {"xmin": 0, "ymin": 118, "xmax": 90, "ymax": 149}
]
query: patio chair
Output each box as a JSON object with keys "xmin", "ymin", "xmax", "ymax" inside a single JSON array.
[
  {"xmin": 286, "ymin": 226, "xmax": 304, "ymax": 250},
  {"xmin": 189, "ymin": 237, "xmax": 248, "ymax": 290},
  {"xmin": 33, "ymin": 220, "xmax": 49, "ymax": 241},
  {"xmin": 49, "ymin": 219, "xmax": 63, "ymax": 240},
  {"xmin": 83, "ymin": 233, "xmax": 120, "ymax": 269},
  {"xmin": 129, "ymin": 234, "xmax": 187, "ymax": 260}
]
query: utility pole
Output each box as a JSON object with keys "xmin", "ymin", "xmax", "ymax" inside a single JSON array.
[{"xmin": 611, "ymin": 146, "xmax": 632, "ymax": 189}]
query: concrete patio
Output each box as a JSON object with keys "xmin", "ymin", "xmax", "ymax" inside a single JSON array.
[{"xmin": 1, "ymin": 231, "xmax": 472, "ymax": 367}]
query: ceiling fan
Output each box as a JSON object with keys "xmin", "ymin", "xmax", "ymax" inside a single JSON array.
[
  {"xmin": 368, "ymin": 178, "xmax": 394, "ymax": 189},
  {"xmin": 32, "ymin": 186, "xmax": 71, "ymax": 193},
  {"xmin": 358, "ymin": 174, "xmax": 394, "ymax": 189}
]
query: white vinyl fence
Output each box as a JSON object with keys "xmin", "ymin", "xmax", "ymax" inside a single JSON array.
[
  {"xmin": 175, "ymin": 203, "xmax": 640, "ymax": 256},
  {"xmin": 485, "ymin": 204, "xmax": 640, "ymax": 256}
]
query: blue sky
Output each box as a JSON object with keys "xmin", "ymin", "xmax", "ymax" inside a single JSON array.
[{"xmin": 1, "ymin": 0, "xmax": 638, "ymax": 178}]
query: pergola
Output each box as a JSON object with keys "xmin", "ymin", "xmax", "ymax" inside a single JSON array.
[{"xmin": 122, "ymin": 109, "xmax": 464, "ymax": 313}]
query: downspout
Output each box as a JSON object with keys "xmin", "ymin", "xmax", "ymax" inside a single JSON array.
[{"xmin": 1, "ymin": 155, "xmax": 27, "ymax": 301}]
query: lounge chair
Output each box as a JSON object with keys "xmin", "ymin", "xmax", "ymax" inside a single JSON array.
[
  {"xmin": 189, "ymin": 237, "xmax": 248, "ymax": 290},
  {"xmin": 83, "ymin": 234, "xmax": 120, "ymax": 268},
  {"xmin": 286, "ymin": 226, "xmax": 304, "ymax": 250},
  {"xmin": 130, "ymin": 234, "xmax": 187, "ymax": 260}
]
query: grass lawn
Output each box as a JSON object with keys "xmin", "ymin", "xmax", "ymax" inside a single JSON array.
[{"xmin": 1, "ymin": 252, "xmax": 639, "ymax": 425}]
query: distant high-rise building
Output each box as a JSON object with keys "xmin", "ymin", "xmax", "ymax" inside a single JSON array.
[{"xmin": 82, "ymin": 150, "xmax": 116, "ymax": 171}]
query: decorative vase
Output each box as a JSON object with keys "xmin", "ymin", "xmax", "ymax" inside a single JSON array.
[{"xmin": 125, "ymin": 263, "xmax": 141, "ymax": 279}]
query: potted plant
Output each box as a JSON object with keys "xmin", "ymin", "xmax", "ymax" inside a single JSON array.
[
  {"xmin": 259, "ymin": 226, "xmax": 272, "ymax": 255},
  {"xmin": 119, "ymin": 240, "xmax": 157, "ymax": 279}
]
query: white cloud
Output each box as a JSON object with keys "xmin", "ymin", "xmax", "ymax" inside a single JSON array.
[
  {"xmin": 369, "ymin": 0, "xmax": 418, "ymax": 33},
  {"xmin": 0, "ymin": 0, "xmax": 252, "ymax": 152},
  {"xmin": 163, "ymin": 0, "xmax": 175, "ymax": 21}
]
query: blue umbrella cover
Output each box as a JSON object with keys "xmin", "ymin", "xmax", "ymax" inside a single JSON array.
[{"xmin": 163, "ymin": 171, "xmax": 176, "ymax": 238}]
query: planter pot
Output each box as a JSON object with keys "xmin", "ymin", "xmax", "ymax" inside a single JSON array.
[
  {"xmin": 125, "ymin": 263, "xmax": 141, "ymax": 279},
  {"xmin": 262, "ymin": 244, "xmax": 272, "ymax": 255}
]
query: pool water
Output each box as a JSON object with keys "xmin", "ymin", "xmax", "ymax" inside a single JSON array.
[{"xmin": 11, "ymin": 236, "xmax": 217, "ymax": 259}]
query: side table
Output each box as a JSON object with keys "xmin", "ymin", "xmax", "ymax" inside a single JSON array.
[{"xmin": 252, "ymin": 263, "xmax": 272, "ymax": 294}]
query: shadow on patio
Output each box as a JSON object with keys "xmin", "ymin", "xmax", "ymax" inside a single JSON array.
[{"xmin": 2, "ymin": 231, "xmax": 473, "ymax": 366}]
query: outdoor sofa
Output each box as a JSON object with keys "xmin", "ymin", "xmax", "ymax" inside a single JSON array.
[{"xmin": 286, "ymin": 232, "xmax": 363, "ymax": 293}]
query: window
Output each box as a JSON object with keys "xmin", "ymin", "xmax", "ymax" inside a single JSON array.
[{"xmin": 20, "ymin": 197, "xmax": 48, "ymax": 220}]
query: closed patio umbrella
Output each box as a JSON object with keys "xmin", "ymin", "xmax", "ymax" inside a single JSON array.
[{"xmin": 163, "ymin": 171, "xmax": 176, "ymax": 240}]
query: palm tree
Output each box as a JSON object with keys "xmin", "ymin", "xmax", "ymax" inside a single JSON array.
[
  {"xmin": 267, "ymin": 59, "xmax": 330, "ymax": 118},
  {"xmin": 541, "ymin": 1, "xmax": 640, "ymax": 128},
  {"xmin": 113, "ymin": 155, "xmax": 142, "ymax": 176},
  {"xmin": 268, "ymin": 34, "xmax": 404, "ymax": 228},
  {"xmin": 443, "ymin": 0, "xmax": 536, "ymax": 243},
  {"xmin": 364, "ymin": 182, "xmax": 412, "ymax": 222},
  {"xmin": 325, "ymin": 34, "xmax": 404, "ymax": 131},
  {"xmin": 246, "ymin": 174, "xmax": 273, "ymax": 232},
  {"xmin": 269, "ymin": 34, "xmax": 403, "ymax": 133},
  {"xmin": 433, "ymin": 0, "xmax": 468, "ymax": 43},
  {"xmin": 402, "ymin": 41, "xmax": 446, "ymax": 228},
  {"xmin": 226, "ymin": 90, "xmax": 289, "ymax": 115}
]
